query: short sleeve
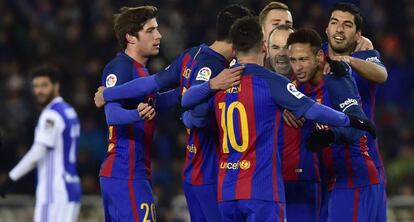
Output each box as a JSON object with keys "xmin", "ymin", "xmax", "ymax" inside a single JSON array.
[
  {"xmin": 267, "ymin": 76, "xmax": 315, "ymax": 118},
  {"xmin": 351, "ymin": 50, "xmax": 384, "ymax": 67},
  {"xmin": 191, "ymin": 60, "xmax": 225, "ymax": 86},
  {"xmin": 34, "ymin": 110, "xmax": 64, "ymax": 148},
  {"xmin": 101, "ymin": 61, "xmax": 132, "ymax": 88}
]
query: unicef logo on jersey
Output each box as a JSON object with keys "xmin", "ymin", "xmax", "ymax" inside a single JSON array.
[
  {"xmin": 220, "ymin": 160, "xmax": 251, "ymax": 170},
  {"xmin": 106, "ymin": 74, "xmax": 117, "ymax": 87}
]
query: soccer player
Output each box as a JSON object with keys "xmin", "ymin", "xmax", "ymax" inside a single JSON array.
[
  {"xmin": 259, "ymin": 2, "xmax": 293, "ymax": 43},
  {"xmin": 287, "ymin": 28, "xmax": 383, "ymax": 222},
  {"xmin": 259, "ymin": 2, "xmax": 293, "ymax": 72},
  {"xmin": 0, "ymin": 65, "xmax": 81, "ymax": 222},
  {"xmin": 324, "ymin": 3, "xmax": 387, "ymax": 221},
  {"xmin": 267, "ymin": 24, "xmax": 295, "ymax": 78},
  {"xmin": 94, "ymin": 5, "xmax": 253, "ymax": 222},
  {"xmin": 99, "ymin": 6, "xmax": 162, "ymax": 222},
  {"xmin": 183, "ymin": 17, "xmax": 376, "ymax": 222}
]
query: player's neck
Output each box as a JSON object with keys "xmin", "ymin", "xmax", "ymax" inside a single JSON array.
[
  {"xmin": 328, "ymin": 45, "xmax": 353, "ymax": 57},
  {"xmin": 124, "ymin": 48, "xmax": 149, "ymax": 66},
  {"xmin": 210, "ymin": 41, "xmax": 234, "ymax": 62},
  {"xmin": 310, "ymin": 69, "xmax": 324, "ymax": 85},
  {"xmin": 237, "ymin": 54, "xmax": 264, "ymax": 66}
]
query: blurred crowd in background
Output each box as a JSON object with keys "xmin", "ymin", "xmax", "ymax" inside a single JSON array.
[{"xmin": 0, "ymin": 0, "xmax": 413, "ymax": 221}]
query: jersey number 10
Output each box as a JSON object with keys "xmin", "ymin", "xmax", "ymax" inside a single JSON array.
[{"xmin": 218, "ymin": 102, "xmax": 249, "ymax": 154}]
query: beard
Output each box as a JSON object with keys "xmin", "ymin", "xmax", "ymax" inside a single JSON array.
[
  {"xmin": 329, "ymin": 38, "xmax": 356, "ymax": 54},
  {"xmin": 36, "ymin": 92, "xmax": 55, "ymax": 107}
]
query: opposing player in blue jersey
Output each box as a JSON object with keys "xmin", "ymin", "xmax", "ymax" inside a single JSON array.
[
  {"xmin": 98, "ymin": 6, "xmax": 169, "ymax": 222},
  {"xmin": 0, "ymin": 65, "xmax": 81, "ymax": 222},
  {"xmin": 183, "ymin": 17, "xmax": 376, "ymax": 222},
  {"xmin": 93, "ymin": 5, "xmax": 253, "ymax": 222}
]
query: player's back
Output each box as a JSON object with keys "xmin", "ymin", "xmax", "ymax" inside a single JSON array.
[
  {"xmin": 180, "ymin": 44, "xmax": 228, "ymax": 185},
  {"xmin": 36, "ymin": 97, "xmax": 81, "ymax": 203},
  {"xmin": 99, "ymin": 52, "xmax": 155, "ymax": 180},
  {"xmin": 213, "ymin": 63, "xmax": 306, "ymax": 202}
]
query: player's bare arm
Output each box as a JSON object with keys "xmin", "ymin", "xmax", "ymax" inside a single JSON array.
[
  {"xmin": 209, "ymin": 65, "xmax": 244, "ymax": 90},
  {"xmin": 330, "ymin": 55, "xmax": 387, "ymax": 83}
]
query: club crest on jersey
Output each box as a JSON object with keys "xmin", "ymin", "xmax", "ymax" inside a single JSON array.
[
  {"xmin": 182, "ymin": 68, "xmax": 191, "ymax": 79},
  {"xmin": 186, "ymin": 144, "xmax": 197, "ymax": 154},
  {"xmin": 106, "ymin": 74, "xmax": 117, "ymax": 87},
  {"xmin": 286, "ymin": 83, "xmax": 304, "ymax": 99},
  {"xmin": 195, "ymin": 67, "xmax": 212, "ymax": 81}
]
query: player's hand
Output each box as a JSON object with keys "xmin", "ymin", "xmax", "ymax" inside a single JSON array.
[
  {"xmin": 137, "ymin": 103, "xmax": 155, "ymax": 121},
  {"xmin": 94, "ymin": 86, "xmax": 107, "ymax": 108},
  {"xmin": 283, "ymin": 109, "xmax": 305, "ymax": 128},
  {"xmin": 0, "ymin": 176, "xmax": 14, "ymax": 198},
  {"xmin": 209, "ymin": 66, "xmax": 244, "ymax": 91},
  {"xmin": 306, "ymin": 130, "xmax": 335, "ymax": 152},
  {"xmin": 354, "ymin": 36, "xmax": 374, "ymax": 52},
  {"xmin": 347, "ymin": 114, "xmax": 377, "ymax": 138},
  {"xmin": 326, "ymin": 57, "xmax": 350, "ymax": 77}
]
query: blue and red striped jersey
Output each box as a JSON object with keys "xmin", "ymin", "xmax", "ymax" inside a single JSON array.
[
  {"xmin": 99, "ymin": 52, "xmax": 155, "ymax": 180},
  {"xmin": 180, "ymin": 44, "xmax": 228, "ymax": 185},
  {"xmin": 278, "ymin": 80, "xmax": 327, "ymax": 182},
  {"xmin": 314, "ymin": 69, "xmax": 380, "ymax": 189},
  {"xmin": 212, "ymin": 63, "xmax": 314, "ymax": 202},
  {"xmin": 351, "ymin": 50, "xmax": 385, "ymax": 171},
  {"xmin": 322, "ymin": 43, "xmax": 385, "ymax": 171}
]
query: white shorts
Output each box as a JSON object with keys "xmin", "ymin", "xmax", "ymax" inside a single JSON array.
[{"xmin": 34, "ymin": 201, "xmax": 80, "ymax": 222}]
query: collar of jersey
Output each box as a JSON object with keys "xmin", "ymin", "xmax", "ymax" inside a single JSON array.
[
  {"xmin": 117, "ymin": 52, "xmax": 146, "ymax": 67},
  {"xmin": 200, "ymin": 44, "xmax": 228, "ymax": 64},
  {"xmin": 45, "ymin": 97, "xmax": 63, "ymax": 109}
]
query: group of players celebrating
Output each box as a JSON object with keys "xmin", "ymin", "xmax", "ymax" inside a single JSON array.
[{"xmin": 94, "ymin": 2, "xmax": 387, "ymax": 222}]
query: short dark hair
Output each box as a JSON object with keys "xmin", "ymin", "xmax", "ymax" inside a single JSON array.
[
  {"xmin": 329, "ymin": 2, "xmax": 363, "ymax": 31},
  {"xmin": 30, "ymin": 65, "xmax": 61, "ymax": 84},
  {"xmin": 268, "ymin": 24, "xmax": 295, "ymax": 43},
  {"xmin": 216, "ymin": 4, "xmax": 254, "ymax": 42},
  {"xmin": 113, "ymin": 6, "xmax": 158, "ymax": 50},
  {"xmin": 287, "ymin": 28, "xmax": 322, "ymax": 54},
  {"xmin": 230, "ymin": 16, "xmax": 263, "ymax": 53}
]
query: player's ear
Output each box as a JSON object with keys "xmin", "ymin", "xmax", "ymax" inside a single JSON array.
[
  {"xmin": 316, "ymin": 49, "xmax": 324, "ymax": 64},
  {"xmin": 355, "ymin": 30, "xmax": 362, "ymax": 42},
  {"xmin": 125, "ymin": 33, "xmax": 137, "ymax": 45},
  {"xmin": 261, "ymin": 40, "xmax": 267, "ymax": 53},
  {"xmin": 54, "ymin": 82, "xmax": 60, "ymax": 95}
]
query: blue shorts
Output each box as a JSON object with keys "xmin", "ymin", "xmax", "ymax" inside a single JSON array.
[
  {"xmin": 319, "ymin": 190, "xmax": 330, "ymax": 222},
  {"xmin": 373, "ymin": 167, "xmax": 387, "ymax": 222},
  {"xmin": 284, "ymin": 181, "xmax": 321, "ymax": 222},
  {"xmin": 328, "ymin": 183, "xmax": 382, "ymax": 222},
  {"xmin": 100, "ymin": 177, "xmax": 156, "ymax": 222},
  {"xmin": 182, "ymin": 182, "xmax": 222, "ymax": 222},
  {"xmin": 219, "ymin": 199, "xmax": 286, "ymax": 222}
]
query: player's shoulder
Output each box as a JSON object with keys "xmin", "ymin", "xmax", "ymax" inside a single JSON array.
[
  {"xmin": 104, "ymin": 52, "xmax": 133, "ymax": 71},
  {"xmin": 102, "ymin": 52, "xmax": 134, "ymax": 87},
  {"xmin": 351, "ymin": 50, "xmax": 381, "ymax": 61},
  {"xmin": 39, "ymin": 106, "xmax": 65, "ymax": 130},
  {"xmin": 247, "ymin": 64, "xmax": 290, "ymax": 83},
  {"xmin": 49, "ymin": 99, "xmax": 79, "ymax": 121}
]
